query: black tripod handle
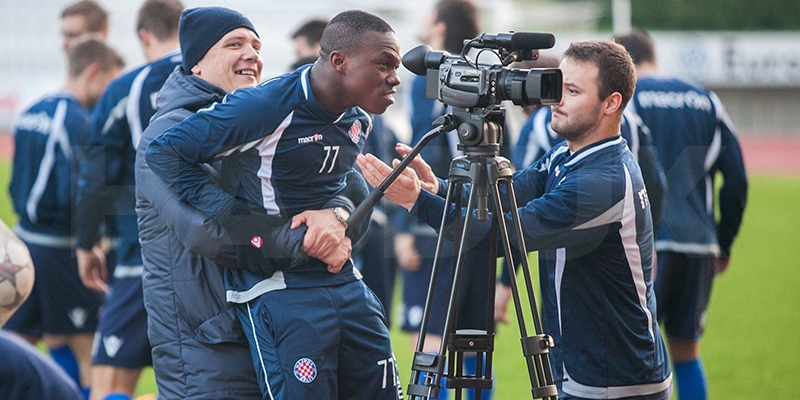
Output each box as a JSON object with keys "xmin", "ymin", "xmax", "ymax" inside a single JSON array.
[{"xmin": 346, "ymin": 114, "xmax": 458, "ymax": 237}]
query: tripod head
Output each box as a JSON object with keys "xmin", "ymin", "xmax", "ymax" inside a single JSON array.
[{"xmin": 451, "ymin": 106, "xmax": 505, "ymax": 157}]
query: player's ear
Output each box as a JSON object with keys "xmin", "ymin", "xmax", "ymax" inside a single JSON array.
[
  {"xmin": 329, "ymin": 50, "xmax": 347, "ymax": 73},
  {"xmin": 82, "ymin": 62, "xmax": 101, "ymax": 81},
  {"xmin": 604, "ymin": 92, "xmax": 623, "ymax": 116}
]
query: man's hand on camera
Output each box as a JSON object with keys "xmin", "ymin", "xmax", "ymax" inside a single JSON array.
[
  {"xmin": 395, "ymin": 143, "xmax": 439, "ymax": 194},
  {"xmin": 356, "ymin": 153, "xmax": 420, "ymax": 211}
]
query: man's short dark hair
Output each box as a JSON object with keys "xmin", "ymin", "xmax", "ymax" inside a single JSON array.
[
  {"xmin": 137, "ymin": 0, "xmax": 184, "ymax": 41},
  {"xmin": 61, "ymin": 0, "xmax": 108, "ymax": 34},
  {"xmin": 435, "ymin": 0, "xmax": 480, "ymax": 54},
  {"xmin": 291, "ymin": 18, "xmax": 328, "ymax": 45},
  {"xmin": 613, "ymin": 28, "xmax": 656, "ymax": 66},
  {"xmin": 67, "ymin": 38, "xmax": 124, "ymax": 78},
  {"xmin": 563, "ymin": 40, "xmax": 636, "ymax": 113},
  {"xmin": 319, "ymin": 10, "xmax": 393, "ymax": 56}
]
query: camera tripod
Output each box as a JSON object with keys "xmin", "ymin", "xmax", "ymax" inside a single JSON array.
[{"xmin": 347, "ymin": 109, "xmax": 559, "ymax": 400}]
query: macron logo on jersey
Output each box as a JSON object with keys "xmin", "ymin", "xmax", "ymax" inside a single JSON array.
[
  {"xmin": 637, "ymin": 90, "xmax": 712, "ymax": 112},
  {"xmin": 298, "ymin": 133, "xmax": 323, "ymax": 144},
  {"xmin": 251, "ymin": 236, "xmax": 263, "ymax": 249}
]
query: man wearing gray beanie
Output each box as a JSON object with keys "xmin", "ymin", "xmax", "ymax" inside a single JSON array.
[{"xmin": 136, "ymin": 5, "xmax": 264, "ymax": 400}]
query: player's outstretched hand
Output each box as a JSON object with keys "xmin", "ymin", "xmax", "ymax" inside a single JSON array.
[
  {"xmin": 76, "ymin": 246, "xmax": 109, "ymax": 293},
  {"xmin": 356, "ymin": 153, "xmax": 420, "ymax": 211},
  {"xmin": 395, "ymin": 143, "xmax": 439, "ymax": 194}
]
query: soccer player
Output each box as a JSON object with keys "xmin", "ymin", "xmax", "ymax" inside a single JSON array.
[
  {"xmin": 614, "ymin": 28, "xmax": 748, "ymax": 400},
  {"xmin": 358, "ymin": 40, "xmax": 673, "ymax": 399},
  {"xmin": 291, "ymin": 17, "xmax": 328, "ymax": 60},
  {"xmin": 73, "ymin": 1, "xmax": 184, "ymax": 399},
  {"xmin": 1, "ymin": 219, "xmax": 83, "ymax": 400},
  {"xmin": 289, "ymin": 15, "xmax": 403, "ymax": 328},
  {"xmin": 146, "ymin": 10, "xmax": 403, "ymax": 399},
  {"xmin": 5, "ymin": 38, "xmax": 123, "ymax": 399},
  {"xmin": 60, "ymin": 0, "xmax": 109, "ymax": 53}
]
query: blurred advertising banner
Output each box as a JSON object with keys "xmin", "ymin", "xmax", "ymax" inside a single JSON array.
[{"xmin": 654, "ymin": 32, "xmax": 800, "ymax": 88}]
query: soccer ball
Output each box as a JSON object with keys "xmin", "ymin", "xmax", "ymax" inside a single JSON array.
[{"xmin": 0, "ymin": 233, "xmax": 35, "ymax": 326}]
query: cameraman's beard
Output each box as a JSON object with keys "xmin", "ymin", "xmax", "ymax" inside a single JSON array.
[{"xmin": 551, "ymin": 104, "xmax": 601, "ymax": 144}]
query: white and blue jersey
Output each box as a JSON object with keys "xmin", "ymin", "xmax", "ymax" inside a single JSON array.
[
  {"xmin": 9, "ymin": 91, "xmax": 89, "ymax": 243},
  {"xmin": 75, "ymin": 49, "xmax": 182, "ymax": 267},
  {"xmin": 147, "ymin": 65, "xmax": 372, "ymax": 303},
  {"xmin": 627, "ymin": 76, "xmax": 747, "ymax": 257},
  {"xmin": 413, "ymin": 136, "xmax": 672, "ymax": 398}
]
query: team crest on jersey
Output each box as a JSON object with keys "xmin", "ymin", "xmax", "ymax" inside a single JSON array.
[
  {"xmin": 251, "ymin": 236, "xmax": 263, "ymax": 249},
  {"xmin": 348, "ymin": 120, "xmax": 362, "ymax": 143},
  {"xmin": 294, "ymin": 358, "xmax": 317, "ymax": 383}
]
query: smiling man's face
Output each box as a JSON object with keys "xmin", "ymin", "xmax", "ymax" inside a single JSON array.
[{"xmin": 191, "ymin": 27, "xmax": 263, "ymax": 92}]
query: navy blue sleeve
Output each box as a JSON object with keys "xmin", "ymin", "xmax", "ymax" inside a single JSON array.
[
  {"xmin": 714, "ymin": 123, "xmax": 747, "ymax": 257},
  {"xmin": 146, "ymin": 86, "xmax": 291, "ymax": 224},
  {"xmin": 411, "ymin": 157, "xmax": 620, "ymax": 256},
  {"xmin": 145, "ymin": 86, "xmax": 307, "ymax": 275},
  {"xmin": 633, "ymin": 124, "xmax": 666, "ymax": 230},
  {"xmin": 75, "ymin": 90, "xmax": 132, "ymax": 250}
]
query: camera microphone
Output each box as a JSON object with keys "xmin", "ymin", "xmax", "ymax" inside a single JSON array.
[{"xmin": 472, "ymin": 32, "xmax": 556, "ymax": 51}]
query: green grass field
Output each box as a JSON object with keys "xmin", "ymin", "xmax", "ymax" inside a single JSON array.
[{"xmin": 1, "ymin": 160, "xmax": 798, "ymax": 399}]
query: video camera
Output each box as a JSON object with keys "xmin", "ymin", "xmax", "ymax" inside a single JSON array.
[{"xmin": 402, "ymin": 32, "xmax": 562, "ymax": 149}]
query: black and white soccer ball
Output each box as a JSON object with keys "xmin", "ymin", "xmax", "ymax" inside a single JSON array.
[{"xmin": 0, "ymin": 229, "xmax": 35, "ymax": 326}]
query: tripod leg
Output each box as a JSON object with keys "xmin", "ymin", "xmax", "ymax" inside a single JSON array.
[{"xmin": 489, "ymin": 176, "xmax": 558, "ymax": 400}]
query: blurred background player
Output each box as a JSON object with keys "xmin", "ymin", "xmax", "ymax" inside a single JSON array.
[
  {"xmin": 73, "ymin": 1, "xmax": 184, "ymax": 399},
  {"xmin": 400, "ymin": 0, "xmax": 498, "ymax": 398},
  {"xmin": 614, "ymin": 28, "xmax": 748, "ymax": 400},
  {"xmin": 5, "ymin": 38, "xmax": 124, "ymax": 399},
  {"xmin": 135, "ymin": 6, "xmax": 268, "ymax": 399},
  {"xmin": 1, "ymin": 218, "xmax": 83, "ymax": 400},
  {"xmin": 60, "ymin": 0, "xmax": 109, "ymax": 53},
  {"xmin": 289, "ymin": 16, "xmax": 328, "ymax": 68}
]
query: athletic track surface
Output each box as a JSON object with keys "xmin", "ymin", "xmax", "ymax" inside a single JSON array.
[{"xmin": 1, "ymin": 131, "xmax": 799, "ymax": 175}]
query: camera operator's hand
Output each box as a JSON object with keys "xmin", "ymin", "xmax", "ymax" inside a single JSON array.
[
  {"xmin": 395, "ymin": 143, "xmax": 439, "ymax": 195},
  {"xmin": 356, "ymin": 153, "xmax": 420, "ymax": 211}
]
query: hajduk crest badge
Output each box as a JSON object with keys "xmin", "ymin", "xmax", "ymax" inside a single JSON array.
[
  {"xmin": 348, "ymin": 120, "xmax": 362, "ymax": 143},
  {"xmin": 294, "ymin": 358, "xmax": 317, "ymax": 383}
]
